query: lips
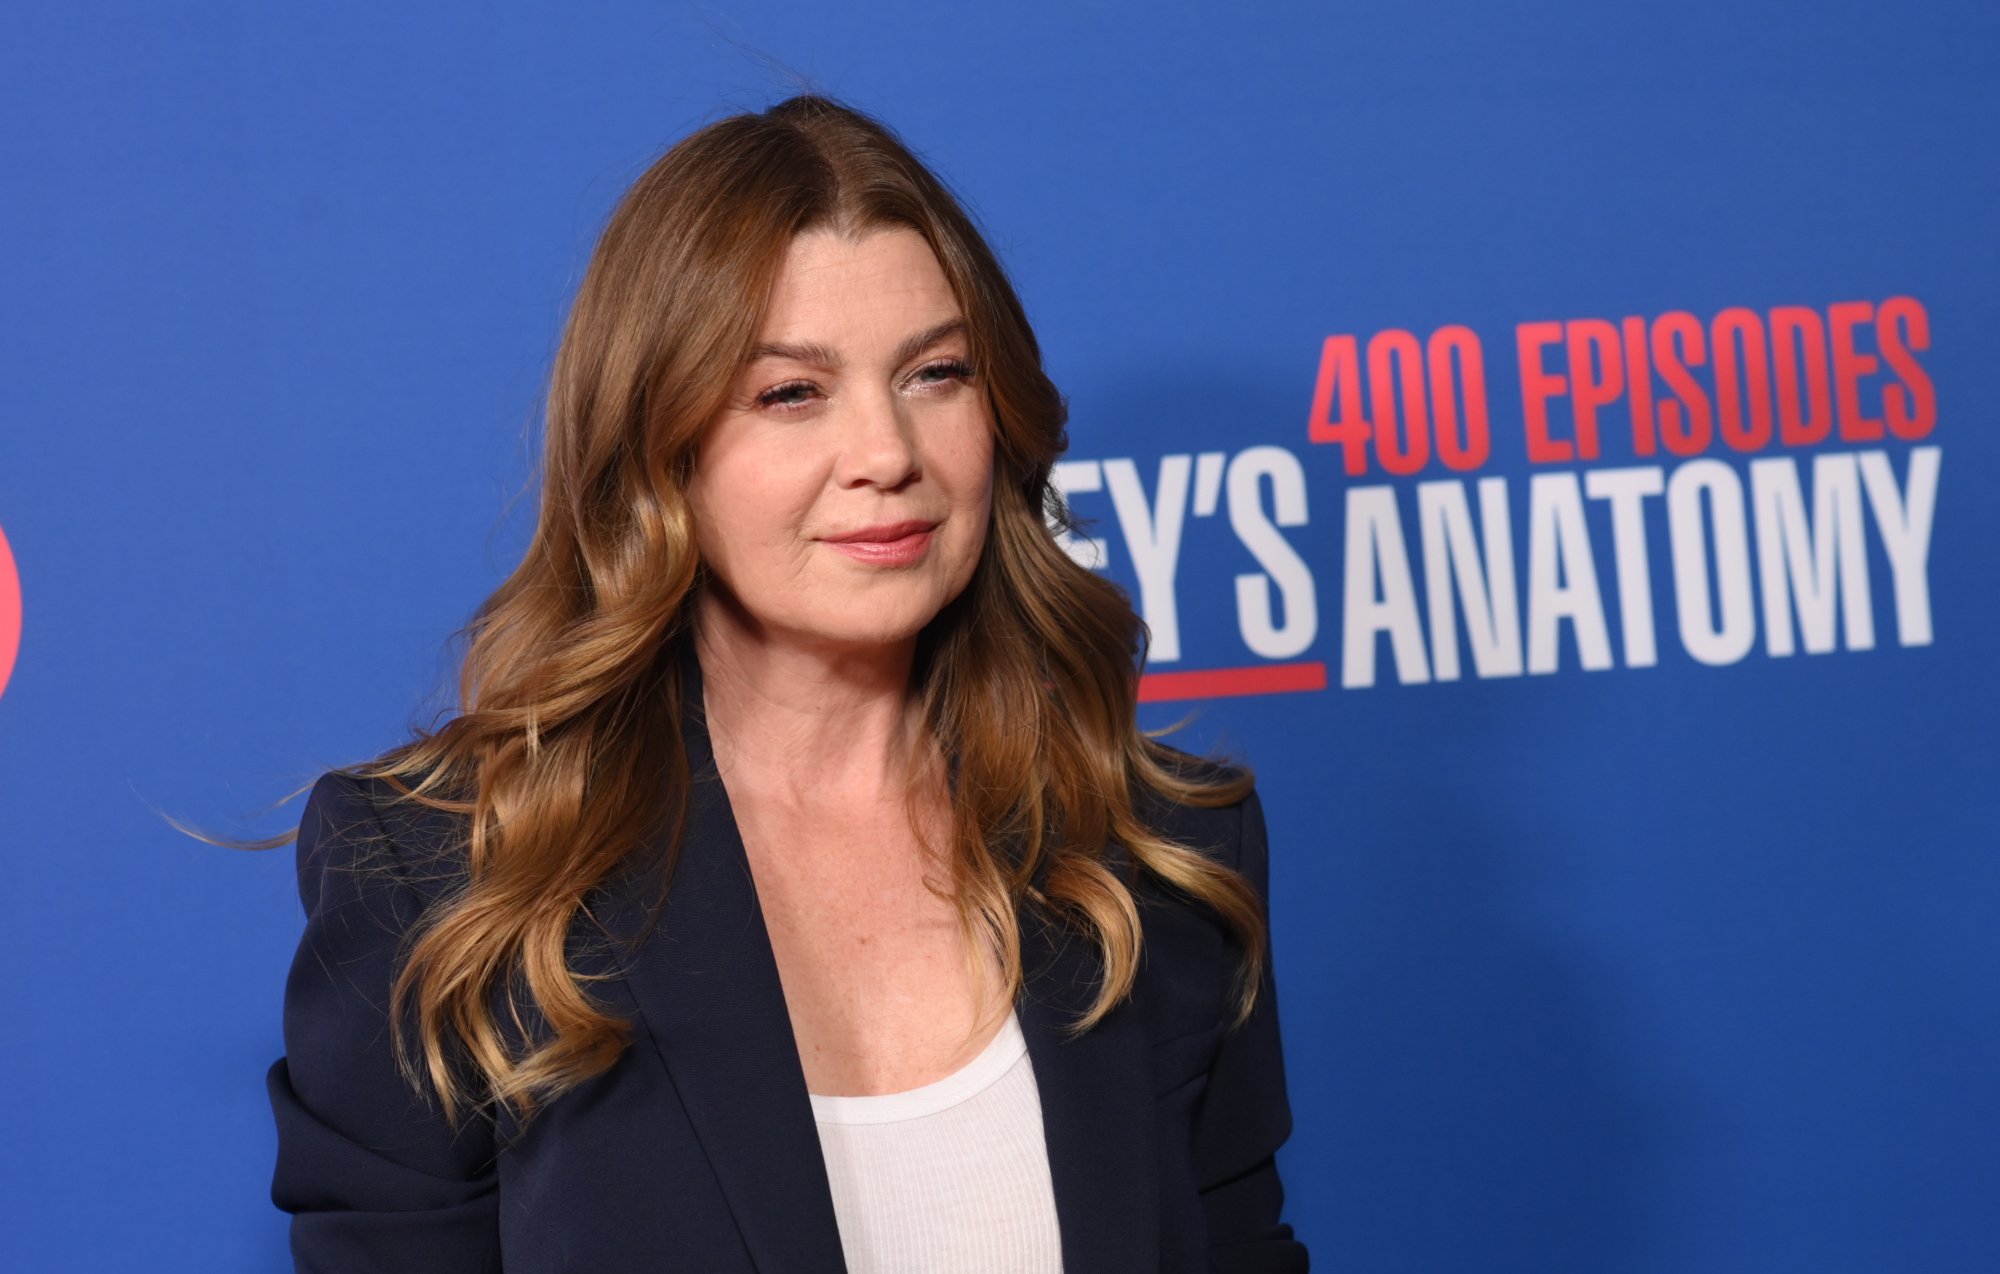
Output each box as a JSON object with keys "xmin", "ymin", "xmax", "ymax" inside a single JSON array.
[
  {"xmin": 819, "ymin": 519, "xmax": 940, "ymax": 544},
  {"xmin": 818, "ymin": 519, "xmax": 940, "ymax": 567}
]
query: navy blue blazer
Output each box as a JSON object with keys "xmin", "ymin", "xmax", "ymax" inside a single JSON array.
[{"xmin": 267, "ymin": 657, "xmax": 1308, "ymax": 1272}]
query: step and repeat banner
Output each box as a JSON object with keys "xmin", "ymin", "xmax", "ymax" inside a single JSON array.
[{"xmin": 2, "ymin": 2, "xmax": 1993, "ymax": 1270}]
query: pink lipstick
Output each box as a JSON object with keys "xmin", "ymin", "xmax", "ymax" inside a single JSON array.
[{"xmin": 820, "ymin": 519, "xmax": 938, "ymax": 567}]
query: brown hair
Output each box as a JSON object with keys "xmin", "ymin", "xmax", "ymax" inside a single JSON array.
[{"xmin": 271, "ymin": 93, "xmax": 1265, "ymax": 1128}]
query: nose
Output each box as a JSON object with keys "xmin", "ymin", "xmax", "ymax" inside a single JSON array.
[{"xmin": 833, "ymin": 388, "xmax": 921, "ymax": 491}]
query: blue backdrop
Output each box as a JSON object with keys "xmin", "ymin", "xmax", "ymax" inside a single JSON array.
[{"xmin": 2, "ymin": 2, "xmax": 1994, "ymax": 1270}]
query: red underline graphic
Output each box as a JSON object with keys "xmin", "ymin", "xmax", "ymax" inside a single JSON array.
[{"xmin": 1137, "ymin": 660, "xmax": 1329, "ymax": 703}]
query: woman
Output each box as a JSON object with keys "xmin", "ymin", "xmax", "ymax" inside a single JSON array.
[{"xmin": 268, "ymin": 92, "xmax": 1307, "ymax": 1273}]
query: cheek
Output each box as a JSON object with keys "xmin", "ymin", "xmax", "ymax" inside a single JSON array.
[
  {"xmin": 927, "ymin": 427, "xmax": 996, "ymax": 591},
  {"xmin": 932, "ymin": 412, "xmax": 998, "ymax": 512},
  {"xmin": 688, "ymin": 450, "xmax": 817, "ymax": 583}
]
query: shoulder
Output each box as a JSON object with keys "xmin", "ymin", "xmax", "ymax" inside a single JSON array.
[
  {"xmin": 1129, "ymin": 740, "xmax": 1264, "ymax": 876},
  {"xmin": 294, "ymin": 767, "xmax": 472, "ymax": 918},
  {"xmin": 274, "ymin": 771, "xmax": 502, "ymax": 1200}
]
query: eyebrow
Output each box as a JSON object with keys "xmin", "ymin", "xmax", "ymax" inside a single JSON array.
[{"xmin": 746, "ymin": 317, "xmax": 968, "ymax": 372}]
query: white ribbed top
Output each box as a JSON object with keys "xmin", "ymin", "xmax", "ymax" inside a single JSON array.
[{"xmin": 808, "ymin": 1010, "xmax": 1065, "ymax": 1273}]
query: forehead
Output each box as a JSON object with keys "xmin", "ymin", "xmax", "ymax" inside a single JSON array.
[{"xmin": 754, "ymin": 228, "xmax": 960, "ymax": 345}]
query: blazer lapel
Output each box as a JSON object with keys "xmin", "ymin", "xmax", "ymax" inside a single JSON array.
[
  {"xmin": 605, "ymin": 647, "xmax": 1161, "ymax": 1272},
  {"xmin": 602, "ymin": 652, "xmax": 848, "ymax": 1273},
  {"xmin": 1017, "ymin": 885, "xmax": 1164, "ymax": 1272}
]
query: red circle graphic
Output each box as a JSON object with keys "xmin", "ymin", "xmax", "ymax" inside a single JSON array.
[{"xmin": 0, "ymin": 524, "xmax": 19, "ymax": 701}]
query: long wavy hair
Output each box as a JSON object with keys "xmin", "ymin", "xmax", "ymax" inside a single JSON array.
[{"xmin": 275, "ymin": 93, "xmax": 1266, "ymax": 1129}]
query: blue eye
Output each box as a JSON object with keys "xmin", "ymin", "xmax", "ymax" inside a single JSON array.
[
  {"xmin": 756, "ymin": 380, "xmax": 818, "ymax": 411},
  {"xmin": 914, "ymin": 358, "xmax": 975, "ymax": 386},
  {"xmin": 752, "ymin": 359, "xmax": 975, "ymax": 415}
]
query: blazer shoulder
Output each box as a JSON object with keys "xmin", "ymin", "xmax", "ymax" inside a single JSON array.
[
  {"xmin": 1132, "ymin": 740, "xmax": 1259, "ymax": 872},
  {"xmin": 1145, "ymin": 738, "xmax": 1251, "ymax": 788},
  {"xmin": 295, "ymin": 766, "xmax": 473, "ymax": 913}
]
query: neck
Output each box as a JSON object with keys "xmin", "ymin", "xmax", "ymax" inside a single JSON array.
[{"xmin": 691, "ymin": 593, "xmax": 931, "ymax": 808}]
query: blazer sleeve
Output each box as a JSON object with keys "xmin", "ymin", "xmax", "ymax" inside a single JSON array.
[
  {"xmin": 266, "ymin": 770, "xmax": 503, "ymax": 1274},
  {"xmin": 1194, "ymin": 786, "xmax": 1311, "ymax": 1272}
]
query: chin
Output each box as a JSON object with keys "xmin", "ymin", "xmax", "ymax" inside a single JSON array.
[
  {"xmin": 789, "ymin": 588, "xmax": 958, "ymax": 650},
  {"xmin": 814, "ymin": 612, "xmax": 939, "ymax": 650}
]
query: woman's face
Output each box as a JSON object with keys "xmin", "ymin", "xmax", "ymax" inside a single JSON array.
[{"xmin": 688, "ymin": 227, "xmax": 996, "ymax": 655}]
